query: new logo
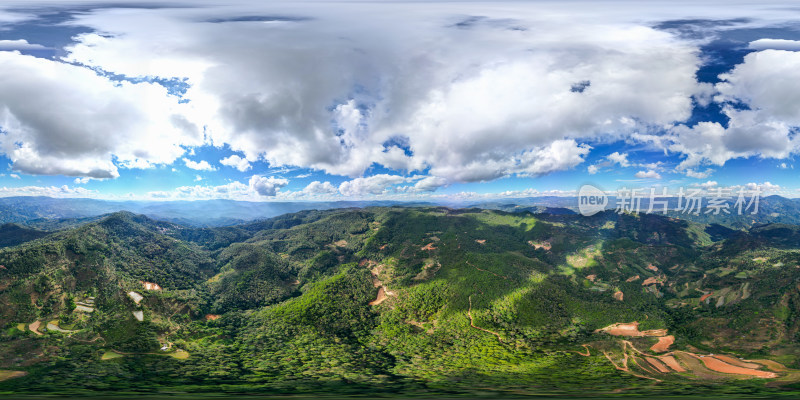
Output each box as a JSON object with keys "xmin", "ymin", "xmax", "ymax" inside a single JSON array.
[{"xmin": 578, "ymin": 184, "xmax": 607, "ymax": 216}]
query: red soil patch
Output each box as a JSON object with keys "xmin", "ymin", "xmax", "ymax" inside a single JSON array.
[
  {"xmin": 0, "ymin": 370, "xmax": 27, "ymax": 382},
  {"xmin": 645, "ymin": 357, "xmax": 671, "ymax": 373},
  {"xmin": 204, "ymin": 314, "xmax": 220, "ymax": 321},
  {"xmin": 659, "ymin": 355, "xmax": 686, "ymax": 372},
  {"xmin": 379, "ymin": 244, "xmax": 387, "ymax": 250},
  {"xmin": 475, "ymin": 239, "xmax": 486, "ymax": 244},
  {"xmin": 696, "ymin": 355, "xmax": 777, "ymax": 378},
  {"xmin": 646, "ymin": 264, "xmax": 659, "ymax": 272},
  {"xmin": 586, "ymin": 274, "xmax": 597, "ymax": 282},
  {"xmin": 712, "ymin": 355, "xmax": 761, "ymax": 369},
  {"xmin": 744, "ymin": 359, "xmax": 789, "ymax": 372},
  {"xmin": 28, "ymin": 321, "xmax": 43, "ymax": 336},
  {"xmin": 467, "ymin": 295, "xmax": 504, "ymax": 343},
  {"xmin": 528, "ymin": 241, "xmax": 551, "ymax": 250},
  {"xmin": 576, "ymin": 344, "xmax": 591, "ymax": 357},
  {"xmin": 613, "ymin": 291, "xmax": 624, "ymax": 301},
  {"xmin": 633, "ymin": 357, "xmax": 658, "ymax": 374},
  {"xmin": 650, "ymin": 335, "xmax": 674, "ymax": 352},
  {"xmin": 597, "ymin": 322, "xmax": 668, "ymax": 337},
  {"xmin": 369, "ymin": 287, "xmax": 388, "ymax": 306},
  {"xmin": 700, "ymin": 292, "xmax": 714, "ymax": 302},
  {"xmin": 421, "ymin": 242, "xmax": 437, "ymax": 251},
  {"xmin": 141, "ymin": 281, "xmax": 162, "ymax": 291},
  {"xmin": 642, "ymin": 276, "xmax": 666, "ymax": 286},
  {"xmin": 626, "ymin": 275, "xmax": 640, "ymax": 282}
]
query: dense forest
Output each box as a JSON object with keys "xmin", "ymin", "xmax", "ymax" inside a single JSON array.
[{"xmin": 0, "ymin": 207, "xmax": 799, "ymax": 397}]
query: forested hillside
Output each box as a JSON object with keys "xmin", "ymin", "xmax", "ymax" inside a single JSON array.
[{"xmin": 1, "ymin": 207, "xmax": 799, "ymax": 397}]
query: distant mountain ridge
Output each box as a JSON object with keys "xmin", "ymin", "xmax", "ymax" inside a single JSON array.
[
  {"xmin": 2, "ymin": 194, "xmax": 800, "ymax": 229},
  {"xmin": 0, "ymin": 196, "xmax": 433, "ymax": 227}
]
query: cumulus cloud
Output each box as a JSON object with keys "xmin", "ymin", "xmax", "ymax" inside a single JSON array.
[
  {"xmin": 656, "ymin": 49, "xmax": 800, "ymax": 169},
  {"xmin": 695, "ymin": 180, "xmax": 718, "ymax": 189},
  {"xmin": 338, "ymin": 174, "xmax": 417, "ymax": 197},
  {"xmin": 220, "ymin": 154, "xmax": 252, "ymax": 172},
  {"xmin": 634, "ymin": 169, "xmax": 661, "ymax": 179},
  {"xmin": 747, "ymin": 181, "xmax": 780, "ymax": 192},
  {"xmin": 414, "ymin": 176, "xmax": 448, "ymax": 192},
  {"xmin": 1, "ymin": 1, "xmax": 798, "ymax": 191},
  {"xmin": 716, "ymin": 50, "xmax": 800, "ymax": 126},
  {"xmin": 587, "ymin": 165, "xmax": 599, "ymax": 174},
  {"xmin": 50, "ymin": 1, "xmax": 704, "ymax": 182},
  {"xmin": 0, "ymin": 39, "xmax": 49, "ymax": 51},
  {"xmin": 183, "ymin": 158, "xmax": 216, "ymax": 171},
  {"xmin": 9, "ymin": 174, "xmax": 20, "ymax": 179},
  {"xmin": 148, "ymin": 181, "xmax": 250, "ymax": 201},
  {"xmin": 749, "ymin": 39, "xmax": 800, "ymax": 51},
  {"xmin": 0, "ymin": 51, "xmax": 202, "ymax": 178},
  {"xmin": 249, "ymin": 175, "xmax": 289, "ymax": 197},
  {"xmin": 684, "ymin": 168, "xmax": 713, "ymax": 179},
  {"xmin": 607, "ymin": 152, "xmax": 631, "ymax": 168},
  {"xmin": 302, "ymin": 181, "xmax": 338, "ymax": 195}
]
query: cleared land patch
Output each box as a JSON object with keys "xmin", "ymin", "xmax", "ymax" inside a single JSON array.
[{"xmin": 0, "ymin": 370, "xmax": 27, "ymax": 382}]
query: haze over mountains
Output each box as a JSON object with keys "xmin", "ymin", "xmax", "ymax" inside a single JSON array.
[{"xmin": 2, "ymin": 194, "xmax": 800, "ymax": 229}]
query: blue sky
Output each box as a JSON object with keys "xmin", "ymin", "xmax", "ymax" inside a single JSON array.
[{"xmin": 0, "ymin": 1, "xmax": 799, "ymax": 201}]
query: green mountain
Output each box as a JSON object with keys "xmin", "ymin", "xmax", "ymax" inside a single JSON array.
[
  {"xmin": 0, "ymin": 208, "xmax": 799, "ymax": 397},
  {"xmin": 0, "ymin": 224, "xmax": 49, "ymax": 248}
]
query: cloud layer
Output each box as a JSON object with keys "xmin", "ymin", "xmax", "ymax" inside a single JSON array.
[{"xmin": 1, "ymin": 1, "xmax": 800, "ymax": 199}]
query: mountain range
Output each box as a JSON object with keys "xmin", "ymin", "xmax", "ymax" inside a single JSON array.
[{"xmin": 0, "ymin": 200, "xmax": 799, "ymax": 397}]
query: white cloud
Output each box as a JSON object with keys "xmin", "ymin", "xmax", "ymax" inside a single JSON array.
[
  {"xmin": 684, "ymin": 168, "xmax": 713, "ymax": 179},
  {"xmin": 0, "ymin": 185, "xmax": 94, "ymax": 198},
  {"xmin": 607, "ymin": 152, "xmax": 630, "ymax": 168},
  {"xmin": 747, "ymin": 181, "xmax": 780, "ymax": 192},
  {"xmin": 183, "ymin": 158, "xmax": 216, "ymax": 171},
  {"xmin": 147, "ymin": 181, "xmax": 250, "ymax": 201},
  {"xmin": 194, "ymin": 175, "xmax": 203, "ymax": 181},
  {"xmin": 716, "ymin": 50, "xmax": 800, "ymax": 126},
  {"xmin": 1, "ymin": 1, "xmax": 797, "ymax": 189},
  {"xmin": 74, "ymin": 177, "xmax": 91, "ymax": 184},
  {"xmin": 0, "ymin": 51, "xmax": 202, "ymax": 178},
  {"xmin": 654, "ymin": 49, "xmax": 800, "ymax": 168},
  {"xmin": 587, "ymin": 165, "xmax": 599, "ymax": 174},
  {"xmin": 634, "ymin": 170, "xmax": 661, "ymax": 179},
  {"xmin": 778, "ymin": 163, "xmax": 788, "ymax": 169},
  {"xmin": 695, "ymin": 180, "xmax": 718, "ymax": 189},
  {"xmin": 411, "ymin": 176, "xmax": 448, "ymax": 193},
  {"xmin": 220, "ymin": 154, "xmax": 252, "ymax": 172},
  {"xmin": 338, "ymin": 174, "xmax": 416, "ymax": 197},
  {"xmin": 9, "ymin": 174, "xmax": 20, "ymax": 179},
  {"xmin": 302, "ymin": 181, "xmax": 338, "ymax": 195},
  {"xmin": 748, "ymin": 39, "xmax": 800, "ymax": 51},
  {"xmin": 0, "ymin": 39, "xmax": 49, "ymax": 51},
  {"xmin": 51, "ymin": 2, "xmax": 703, "ymax": 182},
  {"xmin": 249, "ymin": 175, "xmax": 289, "ymax": 197}
]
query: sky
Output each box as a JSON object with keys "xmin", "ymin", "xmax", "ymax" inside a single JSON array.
[{"xmin": 0, "ymin": 0, "xmax": 799, "ymax": 201}]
